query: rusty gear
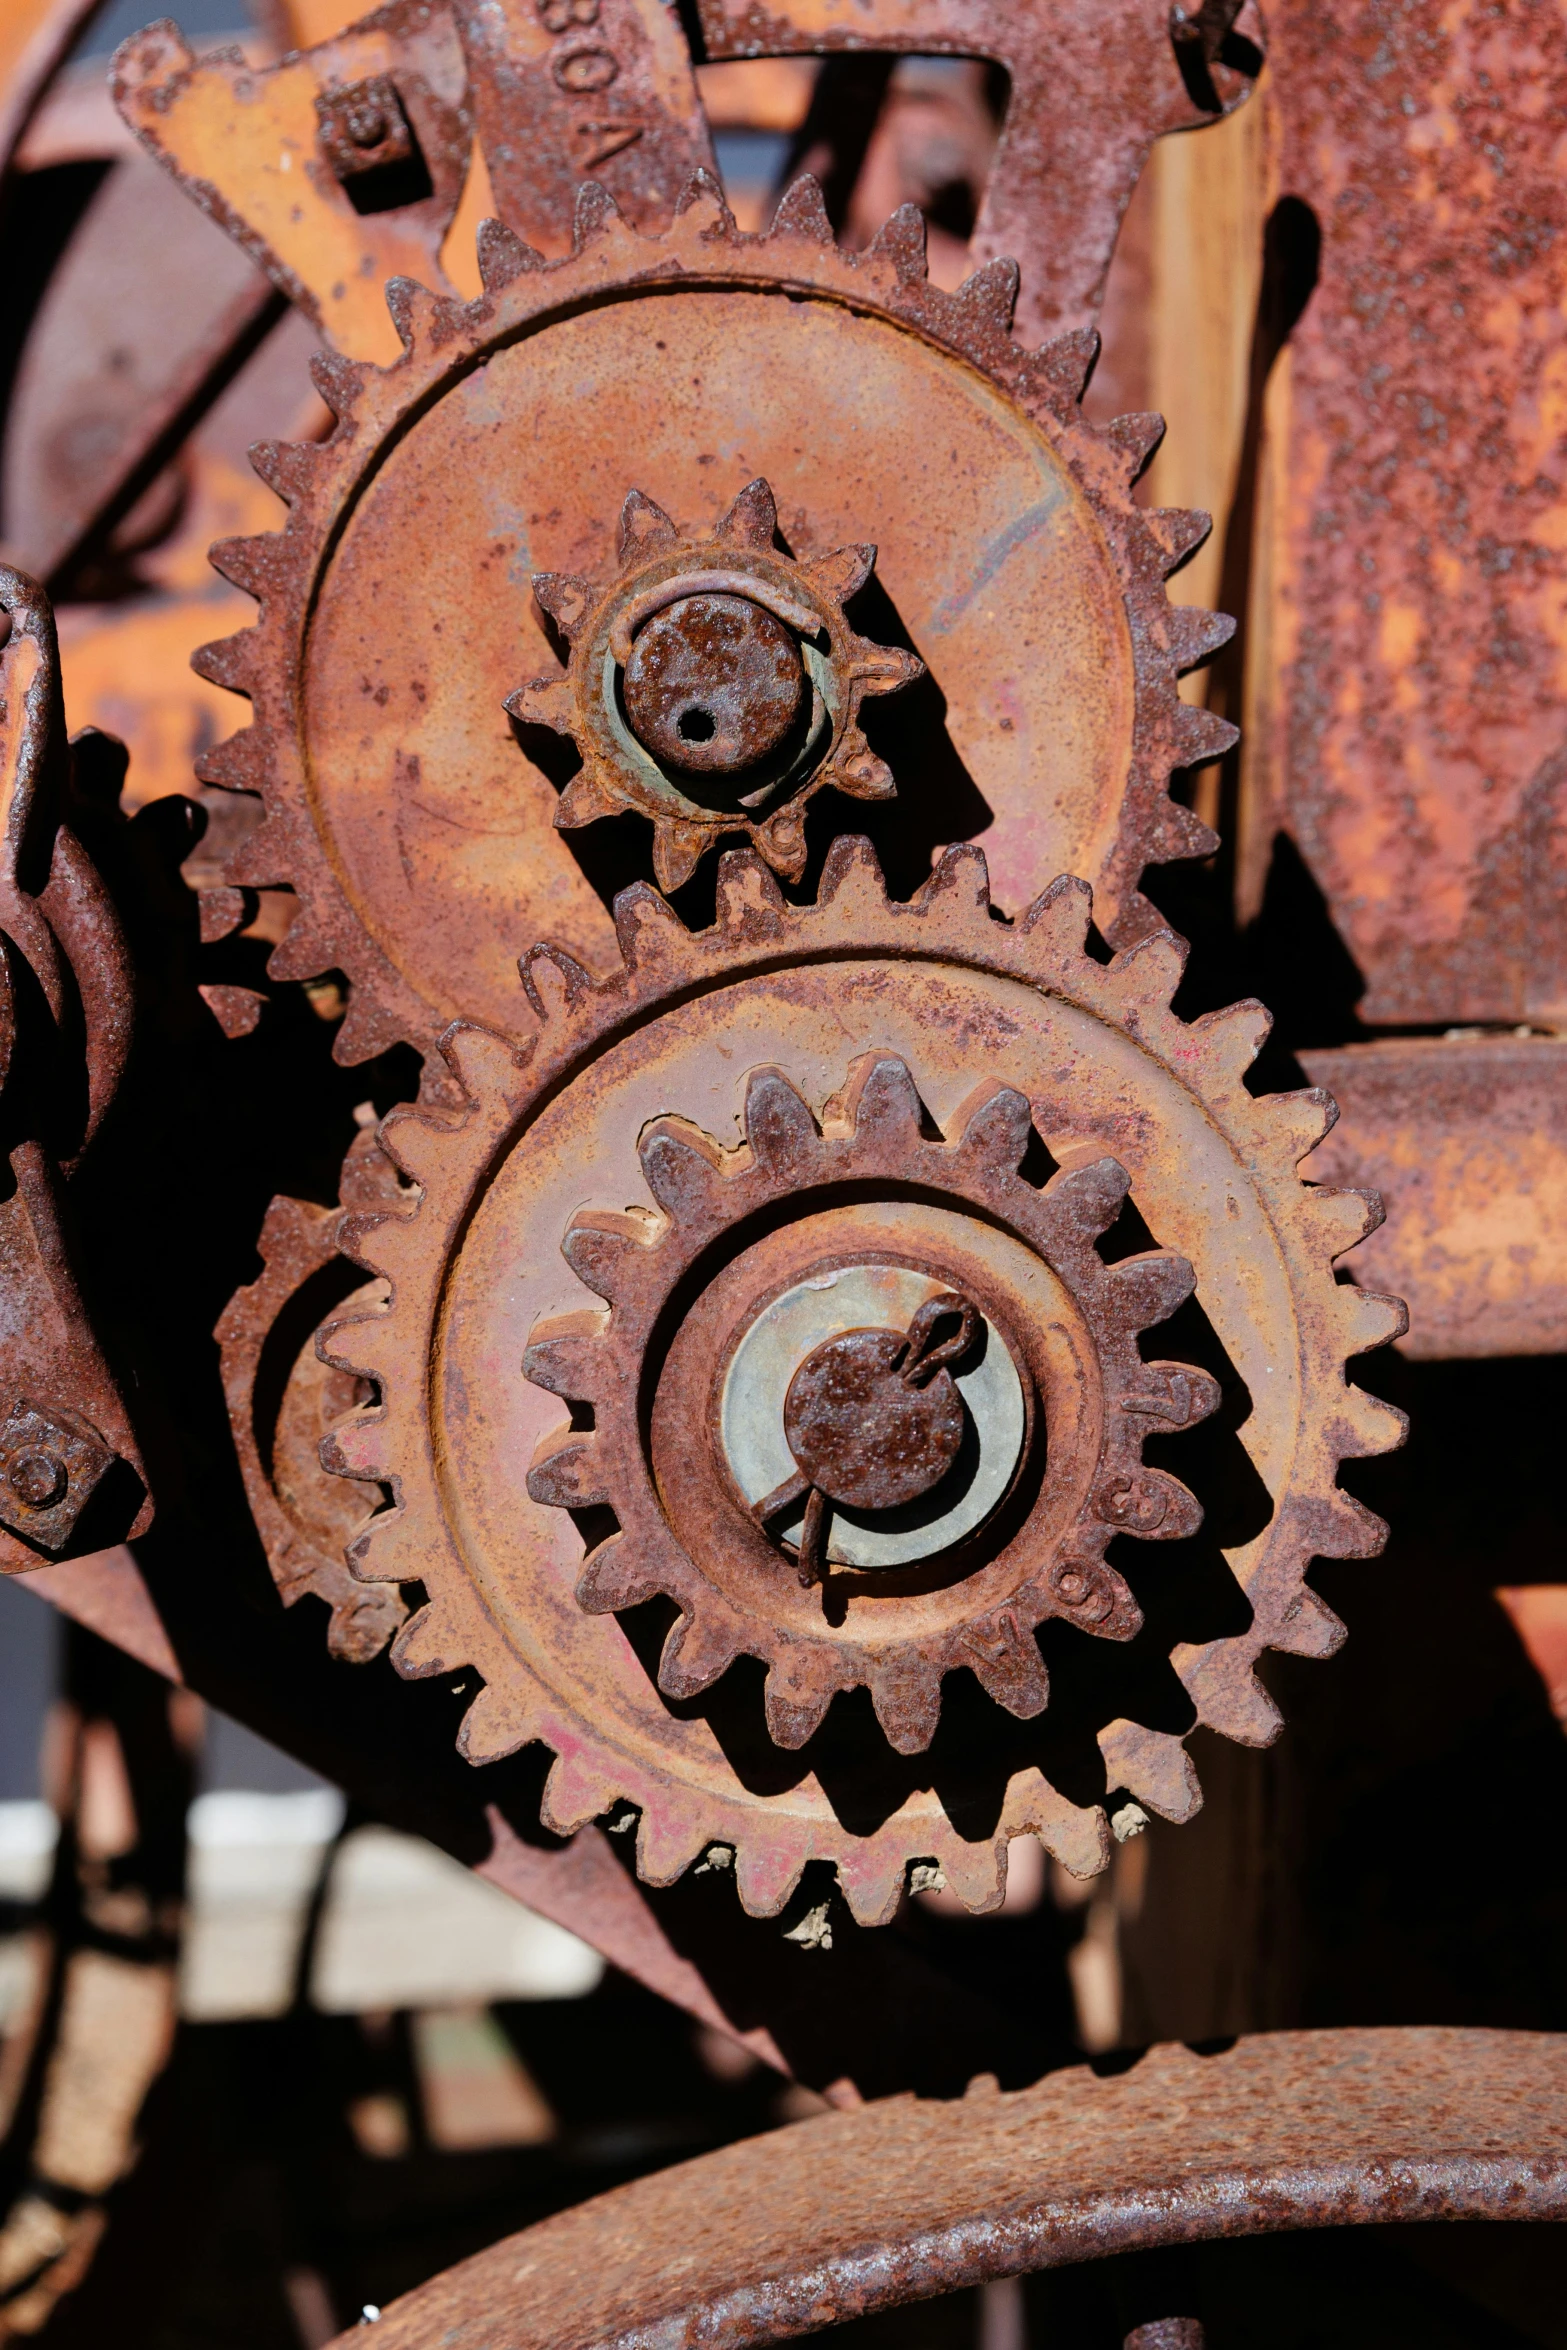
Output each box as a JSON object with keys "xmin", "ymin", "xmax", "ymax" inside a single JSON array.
[
  {"xmin": 509, "ymin": 474, "xmax": 923, "ymax": 892},
  {"xmin": 318, "ymin": 836, "xmax": 1406, "ymax": 1924},
  {"xmin": 522, "ymin": 1049, "xmax": 1215, "ymax": 1755},
  {"xmin": 196, "ymin": 171, "xmax": 1235, "ymax": 1065}
]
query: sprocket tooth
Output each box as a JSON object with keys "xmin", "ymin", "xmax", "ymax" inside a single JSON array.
[
  {"xmin": 803, "ymin": 542, "xmax": 875, "ymax": 605},
  {"xmin": 309, "ymin": 349, "xmax": 369, "ymax": 422},
  {"xmin": 1309, "ymin": 1186, "xmax": 1385, "ymax": 1259},
  {"xmin": 952, "ymin": 255, "xmax": 1019, "ymax": 334},
  {"xmin": 868, "ymin": 202, "xmax": 928, "ymax": 279},
  {"xmin": 540, "ymin": 1747, "xmax": 619, "ymax": 1834},
  {"xmin": 1106, "ymin": 409, "xmax": 1166, "ymax": 475},
  {"xmin": 1097, "ymin": 1720, "xmax": 1202, "ymax": 1823},
  {"xmin": 735, "ymin": 1836, "xmax": 808, "ymax": 1919},
  {"xmin": 1271, "ymin": 1586, "xmax": 1346, "ymax": 1660},
  {"xmin": 1267, "ymin": 1086, "xmax": 1340, "ymax": 1164},
  {"xmin": 530, "ymin": 569, "xmax": 597, "ymax": 636},
  {"xmin": 1189, "ymin": 998, "xmax": 1272, "ymax": 1085},
  {"xmin": 1181, "ymin": 1652, "xmax": 1283, "ymax": 1747},
  {"xmin": 208, "ymin": 534, "xmax": 281, "ymax": 598},
  {"xmin": 743, "ymin": 1066, "xmax": 820, "ymax": 1173},
  {"xmin": 521, "ymin": 943, "xmax": 595, "ymax": 1025},
  {"xmin": 334, "ymin": 986, "xmax": 403, "ymax": 1067},
  {"xmin": 834, "ymin": 1843, "xmax": 907, "ymax": 1929},
  {"xmin": 954, "ymin": 1082, "xmax": 1033, "ymax": 1170},
  {"xmin": 576, "ymin": 1535, "xmax": 661, "ymax": 1613},
  {"xmin": 192, "ymin": 629, "xmax": 261, "ymax": 694},
  {"xmin": 914, "ymin": 841, "xmax": 991, "ymax": 919},
  {"xmin": 391, "ymin": 1600, "xmax": 461, "ymax": 1676},
  {"xmin": 1032, "ymin": 326, "xmax": 1098, "ymax": 407},
  {"xmin": 830, "ymin": 737, "xmax": 895, "ymax": 801},
  {"xmin": 1169, "ymin": 606, "xmax": 1237, "ymax": 672},
  {"xmin": 561, "ymin": 1215, "xmax": 645, "ymax": 1303},
  {"xmin": 617, "ymin": 488, "xmax": 680, "ymax": 568},
  {"xmin": 754, "ymin": 802, "xmax": 810, "ymax": 881},
  {"xmin": 1104, "ymin": 1249, "xmax": 1197, "ymax": 1331},
  {"xmin": 652, "ymin": 817, "xmax": 709, "ymax": 894},
  {"xmin": 658, "ymin": 1607, "xmax": 744, "ymax": 1699},
  {"xmin": 868, "ymin": 1662, "xmax": 943, "ymax": 1755},
  {"xmin": 476, "ymin": 217, "xmax": 541, "ymax": 293},
  {"xmin": 672, "ymin": 166, "xmax": 735, "ymax": 237},
  {"xmin": 716, "ymin": 476, "xmax": 777, "ymax": 549},
  {"xmin": 1039, "ymin": 1150, "xmax": 1133, "ymax": 1243},
  {"xmin": 844, "ymin": 1052, "xmax": 924, "ymax": 1152},
  {"xmin": 573, "ymin": 178, "xmax": 627, "ymax": 249},
  {"xmin": 639, "ymin": 1119, "xmax": 725, "ymax": 1223},
  {"xmin": 1019, "ymin": 871, "xmax": 1093, "ymax": 962},
  {"xmin": 714, "ymin": 848, "xmax": 787, "ymax": 941},
  {"xmin": 611, "ymin": 881, "xmax": 696, "ymax": 979},
  {"xmin": 768, "ymin": 173, "xmax": 833, "ymax": 244},
  {"xmin": 554, "ymin": 768, "xmax": 621, "ymax": 828},
  {"xmin": 385, "ymin": 274, "xmax": 453, "ymax": 354},
  {"xmin": 960, "ymin": 1612, "xmax": 1050, "ymax": 1719},
  {"xmin": 1144, "ymin": 507, "xmax": 1212, "ymax": 572},
  {"xmin": 525, "ymin": 1435, "xmax": 609, "ymax": 1510},
  {"xmin": 818, "ymin": 833, "xmax": 890, "ymax": 916},
  {"xmin": 248, "ymin": 438, "xmax": 318, "ymax": 504},
  {"xmin": 635, "ymin": 1804, "xmax": 713, "ymax": 1888},
  {"xmin": 1108, "ymin": 925, "xmax": 1189, "ymax": 1007},
  {"xmin": 1337, "ymin": 1285, "xmax": 1408, "ymax": 1354},
  {"xmin": 458, "ymin": 1683, "xmax": 533, "ymax": 1764},
  {"xmin": 1173, "ymin": 700, "xmax": 1240, "ymax": 764}
]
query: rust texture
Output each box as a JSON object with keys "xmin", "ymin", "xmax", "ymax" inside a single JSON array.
[
  {"xmin": 333, "ymin": 2027, "xmax": 1567, "ymax": 2349},
  {"xmin": 1246, "ymin": 0, "xmax": 1567, "ymax": 1023},
  {"xmin": 1300, "ymin": 1037, "xmax": 1567, "ymax": 1359},
  {"xmin": 694, "ymin": 0, "xmax": 1265, "ymax": 347},
  {"xmin": 195, "ymin": 179, "xmax": 1232, "ymax": 1065},
  {"xmin": 320, "ymin": 834, "xmax": 1404, "ymax": 1924}
]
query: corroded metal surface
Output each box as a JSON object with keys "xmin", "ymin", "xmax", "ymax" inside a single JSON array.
[
  {"xmin": 196, "ymin": 178, "xmax": 1232, "ymax": 1063},
  {"xmin": 695, "ymin": 0, "xmax": 1264, "ymax": 345},
  {"xmin": 319, "ymin": 836, "xmax": 1404, "ymax": 1922},
  {"xmin": 1300, "ymin": 1038, "xmax": 1567, "ymax": 1359},
  {"xmin": 1243, "ymin": 0, "xmax": 1567, "ymax": 1024},
  {"xmin": 331, "ymin": 2028, "xmax": 1567, "ymax": 2349}
]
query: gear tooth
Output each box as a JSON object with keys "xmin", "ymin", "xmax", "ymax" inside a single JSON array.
[
  {"xmin": 714, "ymin": 847, "xmax": 788, "ymax": 938},
  {"xmin": 197, "ymin": 725, "xmax": 265, "ymax": 793},
  {"xmin": 1271, "ymin": 1586, "xmax": 1346, "ymax": 1660},
  {"xmin": 914, "ymin": 840, "xmax": 991, "ymax": 918},
  {"xmin": 573, "ymin": 178, "xmax": 627, "ymax": 248},
  {"xmin": 561, "ymin": 1214, "xmax": 645, "ymax": 1302},
  {"xmin": 753, "ymin": 801, "xmax": 810, "ymax": 880},
  {"xmin": 767, "ymin": 172, "xmax": 834, "ymax": 244},
  {"xmin": 952, "ymin": 255, "xmax": 1019, "ymax": 334},
  {"xmin": 869, "ymin": 1665, "xmax": 942, "ymax": 1754},
  {"xmin": 458, "ymin": 1682, "xmax": 533, "ymax": 1764},
  {"xmin": 635, "ymin": 1803, "xmax": 713, "ymax": 1888},
  {"xmin": 818, "ymin": 833, "xmax": 890, "ymax": 914},
  {"xmin": 762, "ymin": 1657, "xmax": 835, "ymax": 1750},
  {"xmin": 1144, "ymin": 507, "xmax": 1213, "ymax": 573},
  {"xmin": 960, "ymin": 1613, "xmax": 1051, "ymax": 1719},
  {"xmin": 525, "ymin": 1434, "xmax": 609, "ymax": 1510},
  {"xmin": 1018, "ymin": 871, "xmax": 1094, "ymax": 963},
  {"xmin": 716, "ymin": 476, "xmax": 777, "ymax": 548},
  {"xmin": 540, "ymin": 1747, "xmax": 619, "ymax": 1835},
  {"xmin": 1040, "ymin": 1149, "xmax": 1133, "ymax": 1241},
  {"xmin": 744, "ymin": 1066, "xmax": 820, "ymax": 1171},
  {"xmin": 1172, "ymin": 700, "xmax": 1240, "ymax": 765},
  {"xmin": 1108, "ymin": 925, "xmax": 1189, "ymax": 1007},
  {"xmin": 1034, "ymin": 1789, "xmax": 1111, "ymax": 1884},
  {"xmin": 673, "ymin": 165, "xmax": 735, "ymax": 236},
  {"xmin": 321, "ymin": 1410, "xmax": 383, "ymax": 1482},
  {"xmin": 1189, "ymin": 997, "xmax": 1273, "ymax": 1085},
  {"xmin": 507, "ymin": 675, "xmax": 575, "ymax": 736},
  {"xmin": 209, "ymin": 533, "xmax": 282, "ymax": 598},
  {"xmin": 385, "ymin": 273, "xmax": 446, "ymax": 354},
  {"xmin": 553, "ymin": 768, "xmax": 621, "ymax": 828},
  {"xmin": 1180, "ymin": 1652, "xmax": 1283, "ymax": 1747},
  {"xmin": 652, "ymin": 818, "xmax": 709, "ymax": 894},
  {"xmin": 1097, "ymin": 1721, "xmax": 1202, "ymax": 1824},
  {"xmin": 1320, "ymin": 1487, "xmax": 1391, "ymax": 1558},
  {"xmin": 1337, "ymin": 1284, "xmax": 1409, "ymax": 1355},
  {"xmin": 520, "ymin": 942, "xmax": 595, "ymax": 1025},
  {"xmin": 391, "ymin": 1599, "xmax": 460, "ymax": 1675},
  {"xmin": 224, "ymin": 812, "xmax": 287, "ymax": 887},
  {"xmin": 248, "ymin": 437, "xmax": 318, "ymax": 504},
  {"xmin": 844, "ymin": 1051, "xmax": 923, "ymax": 1149},
  {"xmin": 333, "ymin": 986, "xmax": 404, "ymax": 1067},
  {"xmin": 658, "ymin": 1606, "xmax": 744, "ymax": 1700},
  {"xmin": 309, "ymin": 349, "xmax": 369, "ymax": 422},
  {"xmin": 640, "ymin": 1118, "xmax": 724, "ymax": 1221},
  {"xmin": 834, "ymin": 1844, "xmax": 907, "ymax": 1928},
  {"xmin": 867, "ymin": 202, "xmax": 928, "ymax": 279},
  {"xmin": 575, "ymin": 1534, "xmax": 660, "ymax": 1612},
  {"xmin": 1169, "ymin": 606, "xmax": 1237, "ymax": 672},
  {"xmin": 1106, "ymin": 409, "xmax": 1166, "ymax": 478},
  {"xmin": 1104, "ymin": 1249, "xmax": 1197, "ymax": 1331},
  {"xmin": 192, "ymin": 628, "xmax": 261, "ymax": 695},
  {"xmin": 611, "ymin": 880, "xmax": 694, "ymax": 977},
  {"xmin": 530, "ymin": 569, "xmax": 597, "ymax": 637},
  {"xmin": 954, "ymin": 1081, "xmax": 1033, "ymax": 1168},
  {"xmin": 617, "ymin": 488, "xmax": 680, "ymax": 568},
  {"xmin": 1032, "ymin": 326, "xmax": 1099, "ymax": 406},
  {"xmin": 1149, "ymin": 798, "xmax": 1220, "ymax": 862},
  {"xmin": 522, "ymin": 1315, "xmax": 604, "ymax": 1399},
  {"xmin": 439, "ymin": 1018, "xmax": 523, "ymax": 1105},
  {"xmin": 1341, "ymin": 1384, "xmax": 1409, "ymax": 1459},
  {"xmin": 1267, "ymin": 1085, "xmax": 1339, "ymax": 1164},
  {"xmin": 476, "ymin": 216, "xmax": 542, "ymax": 293},
  {"xmin": 1308, "ymin": 1185, "xmax": 1385, "ymax": 1260},
  {"xmin": 802, "ymin": 542, "xmax": 875, "ymax": 605},
  {"xmin": 735, "ymin": 1835, "xmax": 808, "ymax": 1918},
  {"xmin": 371, "ymin": 1107, "xmax": 455, "ymax": 1190},
  {"xmin": 935, "ymin": 1836, "xmax": 1008, "ymax": 1913},
  {"xmin": 266, "ymin": 915, "xmax": 334, "ymax": 984},
  {"xmin": 1095, "ymin": 1464, "xmax": 1202, "ymax": 1543},
  {"xmin": 826, "ymin": 737, "xmax": 895, "ymax": 803}
]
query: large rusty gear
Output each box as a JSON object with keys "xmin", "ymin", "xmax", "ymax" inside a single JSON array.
[
  {"xmin": 522, "ymin": 1050, "xmax": 1216, "ymax": 1756},
  {"xmin": 318, "ymin": 836, "xmax": 1407, "ymax": 1925},
  {"xmin": 195, "ymin": 171, "xmax": 1235, "ymax": 1066}
]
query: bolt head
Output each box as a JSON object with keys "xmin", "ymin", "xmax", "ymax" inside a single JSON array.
[{"xmin": 10, "ymin": 1449, "xmax": 66, "ymax": 1510}]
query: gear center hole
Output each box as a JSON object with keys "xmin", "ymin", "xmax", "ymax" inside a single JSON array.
[{"xmin": 677, "ymin": 707, "xmax": 716, "ymax": 743}]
